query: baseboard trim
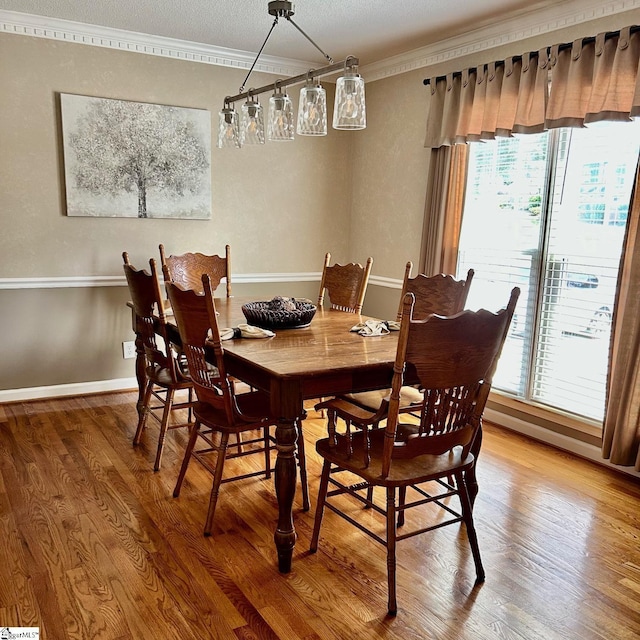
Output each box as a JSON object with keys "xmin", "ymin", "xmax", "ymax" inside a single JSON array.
[
  {"xmin": 0, "ymin": 378, "xmax": 137, "ymax": 403},
  {"xmin": 484, "ymin": 406, "xmax": 640, "ymax": 479}
]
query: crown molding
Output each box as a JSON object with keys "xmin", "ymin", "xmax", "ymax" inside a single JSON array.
[
  {"xmin": 0, "ymin": 9, "xmax": 317, "ymax": 77},
  {"xmin": 361, "ymin": 0, "xmax": 640, "ymax": 81},
  {"xmin": 4, "ymin": 2, "xmax": 635, "ymax": 84}
]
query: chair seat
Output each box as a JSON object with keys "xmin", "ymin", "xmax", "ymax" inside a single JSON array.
[
  {"xmin": 193, "ymin": 390, "xmax": 273, "ymax": 432},
  {"xmin": 343, "ymin": 386, "xmax": 424, "ymax": 411},
  {"xmin": 316, "ymin": 428, "xmax": 475, "ymax": 488},
  {"xmin": 146, "ymin": 364, "xmax": 192, "ymax": 389}
]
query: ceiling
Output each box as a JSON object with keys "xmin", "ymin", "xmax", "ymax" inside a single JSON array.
[{"xmin": 1, "ymin": 0, "xmax": 561, "ymax": 65}]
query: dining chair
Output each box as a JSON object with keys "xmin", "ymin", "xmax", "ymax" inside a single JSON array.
[
  {"xmin": 317, "ymin": 252, "xmax": 373, "ymax": 313},
  {"xmin": 160, "ymin": 242, "xmax": 251, "ymax": 396},
  {"xmin": 166, "ymin": 274, "xmax": 310, "ymax": 536},
  {"xmin": 396, "ymin": 262, "xmax": 474, "ymax": 321},
  {"xmin": 122, "ymin": 252, "xmax": 194, "ymax": 471},
  {"xmin": 314, "ymin": 252, "xmax": 374, "ymax": 416},
  {"xmin": 159, "ymin": 244, "xmax": 232, "ymax": 297},
  {"xmin": 310, "ymin": 287, "xmax": 520, "ymax": 614},
  {"xmin": 334, "ymin": 263, "xmax": 475, "ymax": 415}
]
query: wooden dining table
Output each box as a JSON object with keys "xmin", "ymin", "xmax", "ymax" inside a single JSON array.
[{"xmin": 129, "ymin": 295, "xmax": 400, "ymax": 573}]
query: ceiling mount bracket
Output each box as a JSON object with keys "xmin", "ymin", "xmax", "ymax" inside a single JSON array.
[{"xmin": 268, "ymin": 1, "xmax": 295, "ymax": 19}]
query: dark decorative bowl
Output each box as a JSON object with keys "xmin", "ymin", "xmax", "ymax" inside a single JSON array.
[{"xmin": 242, "ymin": 297, "xmax": 317, "ymax": 330}]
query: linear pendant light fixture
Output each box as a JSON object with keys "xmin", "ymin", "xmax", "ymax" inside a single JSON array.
[{"xmin": 217, "ymin": 1, "xmax": 366, "ymax": 148}]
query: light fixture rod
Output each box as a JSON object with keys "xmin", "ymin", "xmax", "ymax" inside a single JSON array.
[
  {"xmin": 225, "ymin": 56, "xmax": 359, "ymax": 105},
  {"xmin": 285, "ymin": 16, "xmax": 333, "ymax": 63},
  {"xmin": 239, "ymin": 16, "xmax": 280, "ymax": 93}
]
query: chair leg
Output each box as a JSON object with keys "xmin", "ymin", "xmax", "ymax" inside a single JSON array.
[
  {"xmin": 310, "ymin": 460, "xmax": 332, "ymax": 552},
  {"xmin": 234, "ymin": 432, "xmax": 244, "ymax": 454},
  {"xmin": 296, "ymin": 419, "xmax": 310, "ymax": 511},
  {"xmin": 386, "ymin": 486, "xmax": 398, "ymax": 615},
  {"xmin": 317, "ymin": 398, "xmax": 326, "ymax": 418},
  {"xmin": 397, "ymin": 486, "xmax": 406, "ymax": 527},
  {"xmin": 203, "ymin": 433, "xmax": 230, "ymax": 537},
  {"xmin": 187, "ymin": 387, "xmax": 194, "ymax": 424},
  {"xmin": 153, "ymin": 388, "xmax": 175, "ymax": 471},
  {"xmin": 173, "ymin": 419, "xmax": 201, "ymax": 498},
  {"xmin": 467, "ymin": 429, "xmax": 483, "ymax": 506},
  {"xmin": 456, "ymin": 471, "xmax": 485, "ymax": 584},
  {"xmin": 365, "ymin": 484, "xmax": 374, "ymax": 508},
  {"xmin": 133, "ymin": 379, "xmax": 154, "ymax": 445},
  {"xmin": 264, "ymin": 426, "xmax": 272, "ymax": 479}
]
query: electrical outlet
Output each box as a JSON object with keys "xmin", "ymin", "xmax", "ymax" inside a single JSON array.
[{"xmin": 122, "ymin": 341, "xmax": 136, "ymax": 359}]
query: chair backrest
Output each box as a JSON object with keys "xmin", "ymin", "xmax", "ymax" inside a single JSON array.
[
  {"xmin": 396, "ymin": 262, "xmax": 474, "ymax": 321},
  {"xmin": 317, "ymin": 252, "xmax": 373, "ymax": 313},
  {"xmin": 122, "ymin": 252, "xmax": 183, "ymax": 383},
  {"xmin": 159, "ymin": 244, "xmax": 231, "ymax": 296},
  {"xmin": 381, "ymin": 287, "xmax": 519, "ymax": 477},
  {"xmin": 165, "ymin": 274, "xmax": 246, "ymax": 425}
]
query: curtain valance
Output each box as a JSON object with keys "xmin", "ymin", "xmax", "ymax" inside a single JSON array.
[{"xmin": 424, "ymin": 26, "xmax": 640, "ymax": 148}]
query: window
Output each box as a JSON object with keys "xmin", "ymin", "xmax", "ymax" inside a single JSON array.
[{"xmin": 456, "ymin": 120, "xmax": 640, "ymax": 423}]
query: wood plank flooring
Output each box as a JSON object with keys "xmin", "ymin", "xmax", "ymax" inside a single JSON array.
[{"xmin": 0, "ymin": 392, "xmax": 638, "ymax": 639}]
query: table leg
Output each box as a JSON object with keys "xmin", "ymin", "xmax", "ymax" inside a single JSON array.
[
  {"xmin": 270, "ymin": 377, "xmax": 303, "ymax": 574},
  {"xmin": 274, "ymin": 416, "xmax": 298, "ymax": 573}
]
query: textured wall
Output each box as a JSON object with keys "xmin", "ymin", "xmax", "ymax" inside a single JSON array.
[
  {"xmin": 0, "ymin": 33, "xmax": 353, "ymax": 392},
  {"xmin": 0, "ymin": 34, "xmax": 353, "ymax": 278}
]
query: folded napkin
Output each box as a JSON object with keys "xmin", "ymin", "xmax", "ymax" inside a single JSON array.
[
  {"xmin": 350, "ymin": 319, "xmax": 401, "ymax": 337},
  {"xmin": 219, "ymin": 323, "xmax": 275, "ymax": 340}
]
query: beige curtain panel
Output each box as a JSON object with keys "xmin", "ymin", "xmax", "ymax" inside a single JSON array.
[
  {"xmin": 419, "ymin": 145, "xmax": 468, "ymax": 275},
  {"xmin": 603, "ymin": 163, "xmax": 640, "ymax": 472},
  {"xmin": 424, "ymin": 26, "xmax": 640, "ymax": 148}
]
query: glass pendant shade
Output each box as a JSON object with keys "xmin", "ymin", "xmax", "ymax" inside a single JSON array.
[
  {"xmin": 268, "ymin": 90, "xmax": 295, "ymax": 141},
  {"xmin": 297, "ymin": 80, "xmax": 327, "ymax": 136},
  {"xmin": 217, "ymin": 107, "xmax": 240, "ymax": 148},
  {"xmin": 332, "ymin": 71, "xmax": 366, "ymax": 130},
  {"xmin": 240, "ymin": 96, "xmax": 265, "ymax": 145}
]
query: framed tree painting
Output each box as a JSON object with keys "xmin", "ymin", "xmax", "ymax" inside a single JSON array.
[{"xmin": 60, "ymin": 94, "xmax": 211, "ymax": 219}]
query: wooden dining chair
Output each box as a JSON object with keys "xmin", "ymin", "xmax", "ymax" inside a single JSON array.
[
  {"xmin": 166, "ymin": 274, "xmax": 310, "ymax": 536},
  {"xmin": 333, "ymin": 263, "xmax": 475, "ymax": 415},
  {"xmin": 314, "ymin": 252, "xmax": 374, "ymax": 415},
  {"xmin": 160, "ymin": 242, "xmax": 249, "ymax": 398},
  {"xmin": 122, "ymin": 252, "xmax": 194, "ymax": 471},
  {"xmin": 317, "ymin": 252, "xmax": 373, "ymax": 313},
  {"xmin": 396, "ymin": 262, "xmax": 474, "ymax": 321},
  {"xmin": 310, "ymin": 287, "xmax": 519, "ymax": 614},
  {"xmin": 159, "ymin": 244, "xmax": 231, "ymax": 296}
]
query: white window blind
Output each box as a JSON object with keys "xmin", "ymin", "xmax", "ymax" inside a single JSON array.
[{"xmin": 457, "ymin": 120, "xmax": 640, "ymax": 422}]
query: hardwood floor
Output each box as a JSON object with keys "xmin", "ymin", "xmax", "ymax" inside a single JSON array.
[{"xmin": 0, "ymin": 392, "xmax": 638, "ymax": 639}]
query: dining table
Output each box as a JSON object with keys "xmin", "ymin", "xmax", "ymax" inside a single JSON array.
[{"xmin": 128, "ymin": 295, "xmax": 482, "ymax": 574}]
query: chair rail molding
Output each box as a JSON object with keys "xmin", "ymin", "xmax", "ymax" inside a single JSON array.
[
  {"xmin": 2, "ymin": 0, "xmax": 638, "ymax": 82},
  {"xmin": 0, "ymin": 273, "xmax": 401, "ymax": 290}
]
